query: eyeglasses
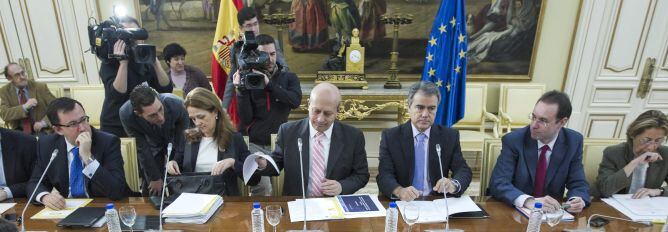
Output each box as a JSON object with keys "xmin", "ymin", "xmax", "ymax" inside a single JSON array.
[
  {"xmin": 528, "ymin": 114, "xmax": 554, "ymax": 127},
  {"xmin": 54, "ymin": 116, "xmax": 89, "ymax": 127},
  {"xmin": 11, "ymin": 70, "xmax": 26, "ymax": 78},
  {"xmin": 639, "ymin": 137, "xmax": 666, "ymax": 146}
]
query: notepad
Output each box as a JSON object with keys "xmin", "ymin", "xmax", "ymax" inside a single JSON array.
[
  {"xmin": 31, "ymin": 198, "xmax": 93, "ymax": 219},
  {"xmin": 396, "ymin": 196, "xmax": 483, "ymax": 223}
]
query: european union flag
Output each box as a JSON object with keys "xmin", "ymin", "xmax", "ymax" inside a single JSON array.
[{"xmin": 421, "ymin": 0, "xmax": 467, "ymax": 127}]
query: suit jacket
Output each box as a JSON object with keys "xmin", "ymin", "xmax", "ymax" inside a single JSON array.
[
  {"xmin": 0, "ymin": 128, "xmax": 37, "ymax": 198},
  {"xmin": 593, "ymin": 142, "xmax": 668, "ymax": 198},
  {"xmin": 257, "ymin": 119, "xmax": 370, "ymax": 196},
  {"xmin": 0, "ymin": 80, "xmax": 55, "ymax": 131},
  {"xmin": 27, "ymin": 128, "xmax": 130, "ymax": 201},
  {"xmin": 173, "ymin": 132, "xmax": 251, "ymax": 196},
  {"xmin": 377, "ymin": 122, "xmax": 472, "ymax": 198},
  {"xmin": 489, "ymin": 126, "xmax": 590, "ymax": 206}
]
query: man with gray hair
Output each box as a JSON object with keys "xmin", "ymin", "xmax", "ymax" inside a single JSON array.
[{"xmin": 377, "ymin": 81, "xmax": 472, "ymax": 201}]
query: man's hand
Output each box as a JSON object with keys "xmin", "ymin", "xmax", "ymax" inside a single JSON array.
[
  {"xmin": 525, "ymin": 195, "xmax": 560, "ymax": 212},
  {"xmin": 565, "ymin": 197, "xmax": 585, "ymax": 213},
  {"xmin": 41, "ymin": 191, "xmax": 66, "ymax": 210},
  {"xmin": 166, "ymin": 160, "xmax": 181, "ymax": 175},
  {"xmin": 148, "ymin": 179, "xmax": 163, "ymax": 196},
  {"xmin": 76, "ymin": 132, "xmax": 93, "ymax": 165},
  {"xmin": 251, "ymin": 69, "xmax": 270, "ymax": 85},
  {"xmin": 113, "ymin": 40, "xmax": 126, "ymax": 57},
  {"xmin": 232, "ymin": 70, "xmax": 241, "ymax": 86},
  {"xmin": 321, "ymin": 179, "xmax": 342, "ymax": 196},
  {"xmin": 393, "ymin": 186, "xmax": 420, "ymax": 202},
  {"xmin": 23, "ymin": 98, "xmax": 38, "ymax": 110},
  {"xmin": 433, "ymin": 177, "xmax": 457, "ymax": 194},
  {"xmin": 256, "ymin": 157, "xmax": 267, "ymax": 170},
  {"xmin": 632, "ymin": 188, "xmax": 662, "ymax": 199},
  {"xmin": 212, "ymin": 158, "xmax": 235, "ymax": 175},
  {"xmin": 33, "ymin": 121, "xmax": 47, "ymax": 132},
  {"xmin": 0, "ymin": 190, "xmax": 7, "ymax": 202}
]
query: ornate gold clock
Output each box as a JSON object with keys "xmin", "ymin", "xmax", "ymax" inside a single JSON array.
[{"xmin": 346, "ymin": 29, "xmax": 365, "ymax": 73}]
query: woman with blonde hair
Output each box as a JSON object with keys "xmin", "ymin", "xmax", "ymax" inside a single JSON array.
[
  {"xmin": 593, "ymin": 110, "xmax": 668, "ymax": 198},
  {"xmin": 166, "ymin": 87, "xmax": 254, "ymax": 195}
]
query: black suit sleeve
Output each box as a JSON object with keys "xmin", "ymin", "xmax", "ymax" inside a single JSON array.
[
  {"xmin": 8, "ymin": 135, "xmax": 37, "ymax": 198},
  {"xmin": 257, "ymin": 123, "xmax": 286, "ymax": 177},
  {"xmin": 27, "ymin": 138, "xmax": 55, "ymax": 202},
  {"xmin": 122, "ymin": 117, "xmax": 162, "ymax": 182},
  {"xmin": 338, "ymin": 128, "xmax": 370, "ymax": 194},
  {"xmin": 376, "ymin": 130, "xmax": 400, "ymax": 198},
  {"xmin": 231, "ymin": 133, "xmax": 260, "ymax": 185},
  {"xmin": 88, "ymin": 136, "xmax": 129, "ymax": 200},
  {"xmin": 448, "ymin": 130, "xmax": 472, "ymax": 197}
]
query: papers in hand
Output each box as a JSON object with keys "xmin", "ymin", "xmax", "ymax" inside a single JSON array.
[
  {"xmin": 515, "ymin": 206, "xmax": 575, "ymax": 222},
  {"xmin": 31, "ymin": 198, "xmax": 93, "ymax": 219},
  {"xmin": 601, "ymin": 194, "xmax": 668, "ymax": 222},
  {"xmin": 287, "ymin": 194, "xmax": 386, "ymax": 222},
  {"xmin": 242, "ymin": 152, "xmax": 279, "ymax": 184},
  {"xmin": 162, "ymin": 193, "xmax": 223, "ymax": 224},
  {"xmin": 396, "ymin": 196, "xmax": 482, "ymax": 223}
]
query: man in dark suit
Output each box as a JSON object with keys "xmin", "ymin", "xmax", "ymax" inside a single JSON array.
[
  {"xmin": 256, "ymin": 82, "xmax": 369, "ymax": 196},
  {"xmin": 0, "ymin": 128, "xmax": 37, "ymax": 200},
  {"xmin": 489, "ymin": 90, "xmax": 589, "ymax": 213},
  {"xmin": 28, "ymin": 98, "xmax": 130, "ymax": 210},
  {"xmin": 0, "ymin": 62, "xmax": 56, "ymax": 134},
  {"xmin": 377, "ymin": 81, "xmax": 472, "ymax": 201}
]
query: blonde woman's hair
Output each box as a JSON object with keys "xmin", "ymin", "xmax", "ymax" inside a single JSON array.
[
  {"xmin": 625, "ymin": 110, "xmax": 668, "ymax": 144},
  {"xmin": 184, "ymin": 87, "xmax": 235, "ymax": 151}
]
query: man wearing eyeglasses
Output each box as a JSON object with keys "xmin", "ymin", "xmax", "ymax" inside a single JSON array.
[
  {"xmin": 120, "ymin": 85, "xmax": 189, "ymax": 196},
  {"xmin": 0, "ymin": 62, "xmax": 56, "ymax": 135},
  {"xmin": 27, "ymin": 98, "xmax": 130, "ymax": 210},
  {"xmin": 489, "ymin": 90, "xmax": 590, "ymax": 213}
]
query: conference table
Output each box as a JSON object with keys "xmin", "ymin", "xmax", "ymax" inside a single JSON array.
[{"xmin": 4, "ymin": 196, "xmax": 663, "ymax": 231}]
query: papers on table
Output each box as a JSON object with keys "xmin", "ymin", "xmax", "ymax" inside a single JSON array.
[
  {"xmin": 515, "ymin": 206, "xmax": 575, "ymax": 222},
  {"xmin": 162, "ymin": 193, "xmax": 223, "ymax": 224},
  {"xmin": 288, "ymin": 194, "xmax": 386, "ymax": 222},
  {"xmin": 242, "ymin": 152, "xmax": 279, "ymax": 184},
  {"xmin": 31, "ymin": 198, "xmax": 93, "ymax": 219},
  {"xmin": 396, "ymin": 196, "xmax": 482, "ymax": 223},
  {"xmin": 601, "ymin": 194, "xmax": 668, "ymax": 222},
  {"xmin": 0, "ymin": 203, "xmax": 16, "ymax": 214}
]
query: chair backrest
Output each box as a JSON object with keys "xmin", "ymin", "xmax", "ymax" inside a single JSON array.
[
  {"xmin": 499, "ymin": 84, "xmax": 546, "ymax": 128},
  {"xmin": 582, "ymin": 138, "xmax": 625, "ymax": 187},
  {"xmin": 454, "ymin": 83, "xmax": 487, "ymax": 131},
  {"xmin": 480, "ymin": 138, "xmax": 503, "ymax": 196},
  {"xmin": 47, "ymin": 84, "xmax": 63, "ymax": 98},
  {"xmin": 68, "ymin": 85, "xmax": 105, "ymax": 127},
  {"xmin": 120, "ymin": 137, "xmax": 141, "ymax": 193}
]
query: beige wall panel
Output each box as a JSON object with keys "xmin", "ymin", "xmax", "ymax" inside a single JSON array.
[
  {"xmin": 22, "ymin": 1, "xmax": 71, "ymax": 77},
  {"xmin": 591, "ymin": 87, "xmax": 633, "ymax": 105},
  {"xmin": 601, "ymin": 0, "xmax": 654, "ymax": 76},
  {"xmin": 584, "ymin": 114, "xmax": 625, "ymax": 138}
]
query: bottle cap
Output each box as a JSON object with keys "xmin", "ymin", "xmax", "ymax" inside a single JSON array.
[
  {"xmin": 106, "ymin": 203, "xmax": 114, "ymax": 210},
  {"xmin": 389, "ymin": 202, "xmax": 396, "ymax": 208},
  {"xmin": 534, "ymin": 202, "xmax": 542, "ymax": 209},
  {"xmin": 253, "ymin": 202, "xmax": 260, "ymax": 209}
]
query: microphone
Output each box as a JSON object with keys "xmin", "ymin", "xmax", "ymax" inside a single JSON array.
[
  {"xmin": 159, "ymin": 142, "xmax": 173, "ymax": 232},
  {"xmin": 436, "ymin": 144, "xmax": 463, "ymax": 232},
  {"xmin": 21, "ymin": 149, "xmax": 58, "ymax": 232},
  {"xmin": 297, "ymin": 138, "xmax": 307, "ymax": 231}
]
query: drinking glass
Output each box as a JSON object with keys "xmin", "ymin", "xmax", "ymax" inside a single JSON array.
[
  {"xmin": 545, "ymin": 208, "xmax": 564, "ymax": 227},
  {"xmin": 266, "ymin": 205, "xmax": 283, "ymax": 232},
  {"xmin": 119, "ymin": 206, "xmax": 137, "ymax": 232},
  {"xmin": 402, "ymin": 203, "xmax": 420, "ymax": 232}
]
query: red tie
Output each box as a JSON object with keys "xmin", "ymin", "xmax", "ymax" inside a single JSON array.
[
  {"xmin": 533, "ymin": 145, "xmax": 549, "ymax": 197},
  {"xmin": 18, "ymin": 88, "xmax": 32, "ymax": 134}
]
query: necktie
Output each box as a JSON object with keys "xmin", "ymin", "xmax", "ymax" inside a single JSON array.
[
  {"xmin": 309, "ymin": 132, "xmax": 326, "ymax": 196},
  {"xmin": 412, "ymin": 133, "xmax": 427, "ymax": 195},
  {"xmin": 70, "ymin": 147, "xmax": 86, "ymax": 197},
  {"xmin": 533, "ymin": 145, "xmax": 550, "ymax": 197},
  {"xmin": 18, "ymin": 88, "xmax": 32, "ymax": 134}
]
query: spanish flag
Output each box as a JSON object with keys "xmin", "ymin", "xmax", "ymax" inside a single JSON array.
[{"xmin": 211, "ymin": 0, "xmax": 243, "ymax": 126}]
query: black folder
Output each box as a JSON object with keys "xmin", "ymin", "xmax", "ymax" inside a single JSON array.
[
  {"xmin": 449, "ymin": 204, "xmax": 491, "ymax": 219},
  {"xmin": 57, "ymin": 207, "xmax": 106, "ymax": 227}
]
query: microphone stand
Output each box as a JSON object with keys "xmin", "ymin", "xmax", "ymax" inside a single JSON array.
[
  {"xmin": 287, "ymin": 138, "xmax": 321, "ymax": 232},
  {"xmin": 436, "ymin": 144, "xmax": 463, "ymax": 232},
  {"xmin": 159, "ymin": 143, "xmax": 173, "ymax": 232},
  {"xmin": 21, "ymin": 149, "xmax": 59, "ymax": 232}
]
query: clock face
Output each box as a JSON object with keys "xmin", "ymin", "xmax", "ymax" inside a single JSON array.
[{"xmin": 349, "ymin": 50, "xmax": 362, "ymax": 63}]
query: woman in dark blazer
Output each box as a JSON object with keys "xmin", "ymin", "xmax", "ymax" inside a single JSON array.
[
  {"xmin": 166, "ymin": 87, "xmax": 251, "ymax": 196},
  {"xmin": 593, "ymin": 110, "xmax": 668, "ymax": 198}
]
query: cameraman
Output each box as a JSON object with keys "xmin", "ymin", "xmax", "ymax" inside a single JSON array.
[
  {"xmin": 99, "ymin": 17, "xmax": 173, "ymax": 137},
  {"xmin": 222, "ymin": 7, "xmax": 288, "ymax": 110},
  {"xmin": 234, "ymin": 34, "xmax": 302, "ymax": 196}
]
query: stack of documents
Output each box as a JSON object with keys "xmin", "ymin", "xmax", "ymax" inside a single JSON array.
[
  {"xmin": 396, "ymin": 196, "xmax": 482, "ymax": 223},
  {"xmin": 31, "ymin": 199, "xmax": 93, "ymax": 219},
  {"xmin": 288, "ymin": 194, "xmax": 386, "ymax": 222},
  {"xmin": 602, "ymin": 194, "xmax": 668, "ymax": 222},
  {"xmin": 515, "ymin": 206, "xmax": 575, "ymax": 221},
  {"xmin": 161, "ymin": 193, "xmax": 223, "ymax": 224}
]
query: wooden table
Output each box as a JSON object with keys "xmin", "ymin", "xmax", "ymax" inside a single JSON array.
[{"xmin": 5, "ymin": 196, "xmax": 662, "ymax": 231}]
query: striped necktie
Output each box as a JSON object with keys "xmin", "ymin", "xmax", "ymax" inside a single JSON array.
[{"xmin": 309, "ymin": 132, "xmax": 326, "ymax": 196}]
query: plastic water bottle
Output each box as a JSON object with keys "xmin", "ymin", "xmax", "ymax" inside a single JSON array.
[
  {"xmin": 525, "ymin": 202, "xmax": 543, "ymax": 232},
  {"xmin": 105, "ymin": 203, "xmax": 122, "ymax": 232},
  {"xmin": 384, "ymin": 202, "xmax": 398, "ymax": 232},
  {"xmin": 251, "ymin": 202, "xmax": 265, "ymax": 232}
]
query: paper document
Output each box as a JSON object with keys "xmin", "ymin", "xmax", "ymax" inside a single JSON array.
[
  {"xmin": 600, "ymin": 195, "xmax": 668, "ymax": 222},
  {"xmin": 288, "ymin": 198, "xmax": 344, "ymax": 222},
  {"xmin": 336, "ymin": 194, "xmax": 386, "ymax": 218},
  {"xmin": 242, "ymin": 152, "xmax": 279, "ymax": 184},
  {"xmin": 396, "ymin": 196, "xmax": 482, "ymax": 223},
  {"xmin": 515, "ymin": 206, "xmax": 575, "ymax": 221},
  {"xmin": 162, "ymin": 193, "xmax": 222, "ymax": 217},
  {"xmin": 31, "ymin": 198, "xmax": 93, "ymax": 219},
  {"xmin": 0, "ymin": 203, "xmax": 16, "ymax": 214}
]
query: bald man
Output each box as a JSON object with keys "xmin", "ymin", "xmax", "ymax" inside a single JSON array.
[{"xmin": 256, "ymin": 83, "xmax": 370, "ymax": 196}]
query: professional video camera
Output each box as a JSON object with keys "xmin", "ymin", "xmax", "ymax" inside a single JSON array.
[
  {"xmin": 87, "ymin": 16, "xmax": 156, "ymax": 64},
  {"xmin": 236, "ymin": 31, "xmax": 270, "ymax": 90}
]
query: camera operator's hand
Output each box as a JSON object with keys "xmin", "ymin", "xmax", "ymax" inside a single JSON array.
[
  {"xmin": 251, "ymin": 69, "xmax": 270, "ymax": 86},
  {"xmin": 113, "ymin": 40, "xmax": 127, "ymax": 60},
  {"xmin": 232, "ymin": 70, "xmax": 241, "ymax": 86}
]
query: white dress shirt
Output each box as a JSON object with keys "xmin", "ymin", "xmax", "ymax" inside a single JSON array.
[
  {"xmin": 514, "ymin": 134, "xmax": 559, "ymax": 208},
  {"xmin": 37, "ymin": 139, "xmax": 100, "ymax": 202},
  {"xmin": 307, "ymin": 121, "xmax": 333, "ymax": 193},
  {"xmin": 195, "ymin": 137, "xmax": 219, "ymax": 172}
]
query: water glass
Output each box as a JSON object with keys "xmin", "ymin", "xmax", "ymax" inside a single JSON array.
[
  {"xmin": 545, "ymin": 208, "xmax": 564, "ymax": 227},
  {"xmin": 266, "ymin": 205, "xmax": 283, "ymax": 232},
  {"xmin": 119, "ymin": 206, "xmax": 137, "ymax": 232},
  {"xmin": 402, "ymin": 203, "xmax": 420, "ymax": 232}
]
